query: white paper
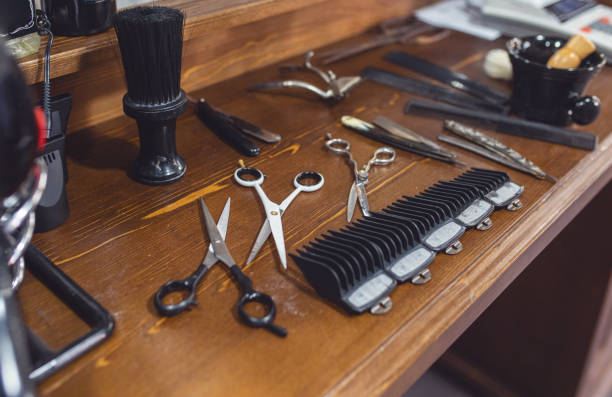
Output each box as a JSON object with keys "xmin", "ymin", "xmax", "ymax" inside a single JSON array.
[
  {"xmin": 415, "ymin": 0, "xmax": 502, "ymax": 41},
  {"xmin": 117, "ymin": 0, "xmax": 155, "ymax": 9}
]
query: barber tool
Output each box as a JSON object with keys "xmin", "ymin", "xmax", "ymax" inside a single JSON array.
[
  {"xmin": 233, "ymin": 168, "xmax": 324, "ymax": 269},
  {"xmin": 114, "ymin": 6, "xmax": 188, "ymax": 185},
  {"xmin": 439, "ymin": 120, "xmax": 557, "ymax": 182},
  {"xmin": 249, "ymin": 51, "xmax": 362, "ymax": 103},
  {"xmin": 190, "ymin": 96, "xmax": 280, "ymax": 157},
  {"xmin": 35, "ymin": 94, "xmax": 72, "ymax": 232},
  {"xmin": 405, "ymin": 99, "xmax": 598, "ymax": 150},
  {"xmin": 155, "ymin": 198, "xmax": 287, "ymax": 337},
  {"xmin": 454, "ymin": 168, "xmax": 524, "ymax": 211},
  {"xmin": 13, "ymin": 2, "xmax": 73, "ymax": 233},
  {"xmin": 43, "ymin": 0, "xmax": 116, "ymax": 36},
  {"xmin": 362, "ymin": 67, "xmax": 507, "ymax": 113},
  {"xmin": 507, "ymin": 35, "xmax": 604, "ymax": 126},
  {"xmin": 325, "ymin": 136, "xmax": 396, "ymax": 222},
  {"xmin": 237, "ymin": 170, "xmax": 324, "ymax": 267},
  {"xmin": 317, "ymin": 18, "xmax": 440, "ymax": 65},
  {"xmin": 547, "ymin": 34, "xmax": 596, "ymax": 69},
  {"xmin": 290, "ymin": 168, "xmax": 523, "ymax": 314},
  {"xmin": 341, "ymin": 115, "xmax": 462, "ymax": 165},
  {"xmin": 383, "ymin": 51, "xmax": 510, "ymax": 106}
]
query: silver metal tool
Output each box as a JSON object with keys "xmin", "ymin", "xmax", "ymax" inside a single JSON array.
[
  {"xmin": 325, "ymin": 135, "xmax": 396, "ymax": 221},
  {"xmin": 440, "ymin": 120, "xmax": 557, "ymax": 182},
  {"xmin": 234, "ymin": 168, "xmax": 325, "ymax": 269},
  {"xmin": 341, "ymin": 115, "xmax": 463, "ymax": 165},
  {"xmin": 155, "ymin": 197, "xmax": 287, "ymax": 337},
  {"xmin": 248, "ymin": 51, "xmax": 362, "ymax": 102}
]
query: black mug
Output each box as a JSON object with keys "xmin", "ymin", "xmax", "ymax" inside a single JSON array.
[{"xmin": 507, "ymin": 35, "xmax": 606, "ymax": 126}]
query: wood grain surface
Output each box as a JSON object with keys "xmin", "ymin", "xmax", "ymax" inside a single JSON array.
[
  {"xmin": 22, "ymin": 31, "xmax": 612, "ymax": 397},
  {"xmin": 23, "ymin": 0, "xmax": 430, "ymax": 134},
  {"xmin": 438, "ymin": 183, "xmax": 612, "ymax": 397},
  {"xmin": 18, "ymin": 0, "xmax": 326, "ymax": 84}
]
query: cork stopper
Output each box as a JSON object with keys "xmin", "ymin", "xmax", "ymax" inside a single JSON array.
[{"xmin": 547, "ymin": 34, "xmax": 596, "ymax": 69}]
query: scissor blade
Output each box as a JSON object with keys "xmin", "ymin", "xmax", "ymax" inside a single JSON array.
[
  {"xmin": 245, "ymin": 219, "xmax": 272, "ymax": 265},
  {"xmin": 267, "ymin": 209, "xmax": 287, "ymax": 269},
  {"xmin": 202, "ymin": 198, "xmax": 231, "ymax": 268},
  {"xmin": 199, "ymin": 198, "xmax": 236, "ymax": 267},
  {"xmin": 347, "ymin": 183, "xmax": 358, "ymax": 222},
  {"xmin": 356, "ymin": 183, "xmax": 370, "ymax": 217}
]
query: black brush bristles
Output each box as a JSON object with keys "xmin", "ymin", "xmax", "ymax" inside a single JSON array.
[
  {"xmin": 113, "ymin": 6, "xmax": 188, "ymax": 185},
  {"xmin": 114, "ymin": 6, "xmax": 184, "ymax": 106}
]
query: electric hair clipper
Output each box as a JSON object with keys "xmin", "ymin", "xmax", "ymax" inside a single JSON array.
[{"xmin": 35, "ymin": 94, "xmax": 72, "ymax": 233}]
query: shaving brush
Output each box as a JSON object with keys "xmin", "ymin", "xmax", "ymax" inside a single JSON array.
[
  {"xmin": 547, "ymin": 34, "xmax": 596, "ymax": 69},
  {"xmin": 114, "ymin": 6, "xmax": 188, "ymax": 185}
]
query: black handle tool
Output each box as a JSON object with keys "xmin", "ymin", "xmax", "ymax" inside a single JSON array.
[{"xmin": 194, "ymin": 98, "xmax": 261, "ymax": 157}]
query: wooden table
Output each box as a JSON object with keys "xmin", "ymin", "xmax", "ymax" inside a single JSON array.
[{"xmin": 23, "ymin": 31, "xmax": 612, "ymax": 396}]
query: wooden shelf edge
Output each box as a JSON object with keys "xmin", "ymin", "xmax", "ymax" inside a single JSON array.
[{"xmin": 18, "ymin": 0, "xmax": 325, "ymax": 85}]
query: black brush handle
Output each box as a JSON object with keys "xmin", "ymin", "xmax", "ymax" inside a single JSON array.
[
  {"xmin": 405, "ymin": 100, "xmax": 597, "ymax": 150},
  {"xmin": 195, "ymin": 99, "xmax": 260, "ymax": 157}
]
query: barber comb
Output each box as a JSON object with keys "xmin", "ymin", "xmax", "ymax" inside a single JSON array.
[
  {"xmin": 290, "ymin": 168, "xmax": 523, "ymax": 314},
  {"xmin": 114, "ymin": 6, "xmax": 188, "ymax": 185}
]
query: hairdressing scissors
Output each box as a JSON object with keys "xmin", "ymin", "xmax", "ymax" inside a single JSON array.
[
  {"xmin": 154, "ymin": 197, "xmax": 287, "ymax": 337},
  {"xmin": 234, "ymin": 167, "xmax": 325, "ymax": 269},
  {"xmin": 325, "ymin": 136, "xmax": 396, "ymax": 221}
]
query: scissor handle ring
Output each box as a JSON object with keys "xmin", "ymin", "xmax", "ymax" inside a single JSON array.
[
  {"xmin": 371, "ymin": 147, "xmax": 396, "ymax": 165},
  {"xmin": 237, "ymin": 291, "xmax": 287, "ymax": 337},
  {"xmin": 294, "ymin": 171, "xmax": 325, "ymax": 192},
  {"xmin": 154, "ymin": 279, "xmax": 197, "ymax": 317},
  {"xmin": 234, "ymin": 167, "xmax": 265, "ymax": 187},
  {"xmin": 237, "ymin": 291, "xmax": 276, "ymax": 327},
  {"xmin": 325, "ymin": 138, "xmax": 351, "ymax": 154}
]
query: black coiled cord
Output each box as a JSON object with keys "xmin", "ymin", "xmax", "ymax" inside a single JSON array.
[{"xmin": 36, "ymin": 10, "xmax": 53, "ymax": 136}]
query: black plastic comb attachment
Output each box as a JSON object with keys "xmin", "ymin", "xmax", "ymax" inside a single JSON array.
[
  {"xmin": 291, "ymin": 227, "xmax": 397, "ymax": 313},
  {"xmin": 417, "ymin": 186, "xmax": 486, "ymax": 230},
  {"xmin": 353, "ymin": 217, "xmax": 435, "ymax": 283},
  {"xmin": 312, "ymin": 238, "xmax": 365, "ymax": 279},
  {"xmin": 291, "ymin": 167, "xmax": 523, "ymax": 314},
  {"xmin": 454, "ymin": 168, "xmax": 523, "ymax": 209},
  {"xmin": 383, "ymin": 199, "xmax": 465, "ymax": 253},
  {"xmin": 344, "ymin": 225, "xmax": 396, "ymax": 262},
  {"xmin": 303, "ymin": 246, "xmax": 354, "ymax": 288}
]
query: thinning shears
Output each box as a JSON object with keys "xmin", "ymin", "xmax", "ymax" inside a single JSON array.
[
  {"xmin": 325, "ymin": 136, "xmax": 396, "ymax": 221},
  {"xmin": 154, "ymin": 197, "xmax": 287, "ymax": 337},
  {"xmin": 234, "ymin": 167, "xmax": 324, "ymax": 269}
]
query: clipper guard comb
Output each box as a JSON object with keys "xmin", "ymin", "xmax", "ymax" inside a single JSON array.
[{"xmin": 291, "ymin": 168, "xmax": 523, "ymax": 314}]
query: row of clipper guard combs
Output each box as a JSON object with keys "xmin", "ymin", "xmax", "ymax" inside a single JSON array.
[{"xmin": 289, "ymin": 168, "xmax": 524, "ymax": 315}]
